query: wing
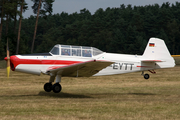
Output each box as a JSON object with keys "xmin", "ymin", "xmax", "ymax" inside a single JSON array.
[{"xmin": 46, "ymin": 60, "xmax": 114, "ymax": 77}]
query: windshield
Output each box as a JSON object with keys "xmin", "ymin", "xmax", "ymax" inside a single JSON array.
[
  {"xmin": 93, "ymin": 48, "xmax": 103, "ymax": 56},
  {"xmin": 50, "ymin": 45, "xmax": 59, "ymax": 55}
]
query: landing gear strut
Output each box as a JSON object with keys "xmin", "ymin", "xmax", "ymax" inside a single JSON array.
[{"xmin": 44, "ymin": 75, "xmax": 62, "ymax": 93}]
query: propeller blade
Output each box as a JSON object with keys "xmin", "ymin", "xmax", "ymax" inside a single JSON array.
[
  {"xmin": 7, "ymin": 62, "xmax": 10, "ymax": 78},
  {"xmin": 6, "ymin": 39, "xmax": 10, "ymax": 78}
]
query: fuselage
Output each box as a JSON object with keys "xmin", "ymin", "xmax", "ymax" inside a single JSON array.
[{"xmin": 8, "ymin": 52, "xmax": 155, "ymax": 76}]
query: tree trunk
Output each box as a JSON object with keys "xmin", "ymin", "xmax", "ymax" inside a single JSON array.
[
  {"xmin": 31, "ymin": 0, "xmax": 42, "ymax": 53},
  {"xmin": 14, "ymin": 3, "xmax": 18, "ymax": 35},
  {"xmin": 6, "ymin": 15, "xmax": 9, "ymax": 36},
  {"xmin": 16, "ymin": 0, "xmax": 24, "ymax": 54},
  {"xmin": 0, "ymin": 0, "xmax": 4, "ymax": 41}
]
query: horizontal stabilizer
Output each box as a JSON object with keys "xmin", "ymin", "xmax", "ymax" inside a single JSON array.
[{"xmin": 141, "ymin": 59, "xmax": 163, "ymax": 62}]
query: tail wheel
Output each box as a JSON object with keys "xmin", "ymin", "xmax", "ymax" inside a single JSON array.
[
  {"xmin": 52, "ymin": 83, "xmax": 62, "ymax": 93},
  {"xmin": 144, "ymin": 74, "xmax": 150, "ymax": 79},
  {"xmin": 44, "ymin": 83, "xmax": 52, "ymax": 92}
]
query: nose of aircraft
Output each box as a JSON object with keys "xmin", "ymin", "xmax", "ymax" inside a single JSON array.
[
  {"xmin": 4, "ymin": 55, "xmax": 17, "ymax": 71},
  {"xmin": 10, "ymin": 55, "xmax": 17, "ymax": 71}
]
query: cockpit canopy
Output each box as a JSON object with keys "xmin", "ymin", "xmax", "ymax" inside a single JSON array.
[{"xmin": 50, "ymin": 44, "xmax": 103, "ymax": 57}]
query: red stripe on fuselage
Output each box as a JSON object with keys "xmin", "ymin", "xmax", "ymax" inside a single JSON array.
[
  {"xmin": 137, "ymin": 66, "xmax": 150, "ymax": 68},
  {"xmin": 10, "ymin": 55, "xmax": 82, "ymax": 71}
]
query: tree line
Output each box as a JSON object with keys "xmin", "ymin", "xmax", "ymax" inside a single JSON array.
[
  {"xmin": 0, "ymin": 1, "xmax": 180, "ymax": 60},
  {"xmin": 0, "ymin": 0, "xmax": 54, "ymax": 59}
]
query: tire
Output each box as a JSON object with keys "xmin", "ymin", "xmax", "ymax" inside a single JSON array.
[
  {"xmin": 44, "ymin": 83, "xmax": 52, "ymax": 92},
  {"xmin": 144, "ymin": 74, "xmax": 150, "ymax": 79},
  {"xmin": 52, "ymin": 83, "xmax": 62, "ymax": 93}
]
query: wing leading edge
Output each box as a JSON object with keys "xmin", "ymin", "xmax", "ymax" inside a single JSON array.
[{"xmin": 46, "ymin": 60, "xmax": 114, "ymax": 77}]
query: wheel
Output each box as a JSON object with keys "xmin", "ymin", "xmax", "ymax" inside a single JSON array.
[
  {"xmin": 144, "ymin": 74, "xmax": 150, "ymax": 79},
  {"xmin": 52, "ymin": 83, "xmax": 62, "ymax": 93},
  {"xmin": 44, "ymin": 83, "xmax": 52, "ymax": 92}
]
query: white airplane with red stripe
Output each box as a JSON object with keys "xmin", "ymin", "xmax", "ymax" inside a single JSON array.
[{"xmin": 4, "ymin": 38, "xmax": 175, "ymax": 93}]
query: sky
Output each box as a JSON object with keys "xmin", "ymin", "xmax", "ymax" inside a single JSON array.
[{"xmin": 23, "ymin": 0, "xmax": 179, "ymax": 18}]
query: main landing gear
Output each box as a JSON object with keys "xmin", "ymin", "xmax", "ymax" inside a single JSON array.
[
  {"xmin": 44, "ymin": 75, "xmax": 62, "ymax": 93},
  {"xmin": 142, "ymin": 70, "xmax": 156, "ymax": 80},
  {"xmin": 44, "ymin": 82, "xmax": 62, "ymax": 93}
]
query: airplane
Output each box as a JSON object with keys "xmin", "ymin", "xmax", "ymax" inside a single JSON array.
[{"xmin": 4, "ymin": 37, "xmax": 175, "ymax": 93}]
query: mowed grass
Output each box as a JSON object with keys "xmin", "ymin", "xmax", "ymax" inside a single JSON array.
[
  {"xmin": 0, "ymin": 65, "xmax": 179, "ymax": 120},
  {"xmin": 0, "ymin": 60, "xmax": 6, "ymax": 69}
]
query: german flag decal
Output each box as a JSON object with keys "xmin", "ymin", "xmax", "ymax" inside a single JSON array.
[{"xmin": 149, "ymin": 43, "xmax": 155, "ymax": 47}]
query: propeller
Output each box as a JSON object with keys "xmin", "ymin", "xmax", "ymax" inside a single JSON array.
[{"xmin": 6, "ymin": 40, "xmax": 10, "ymax": 78}]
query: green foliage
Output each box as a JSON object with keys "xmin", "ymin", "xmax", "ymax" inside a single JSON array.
[
  {"xmin": 31, "ymin": 0, "xmax": 54, "ymax": 16},
  {"xmin": 1, "ymin": 2, "xmax": 180, "ymax": 59}
]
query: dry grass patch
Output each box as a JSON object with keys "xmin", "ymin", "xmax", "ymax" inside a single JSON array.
[{"xmin": 0, "ymin": 66, "xmax": 180, "ymax": 120}]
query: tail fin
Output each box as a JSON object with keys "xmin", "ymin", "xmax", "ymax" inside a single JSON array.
[{"xmin": 142, "ymin": 38, "xmax": 175, "ymax": 68}]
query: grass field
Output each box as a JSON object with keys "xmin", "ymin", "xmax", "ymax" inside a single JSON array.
[{"xmin": 0, "ymin": 65, "xmax": 180, "ymax": 120}]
